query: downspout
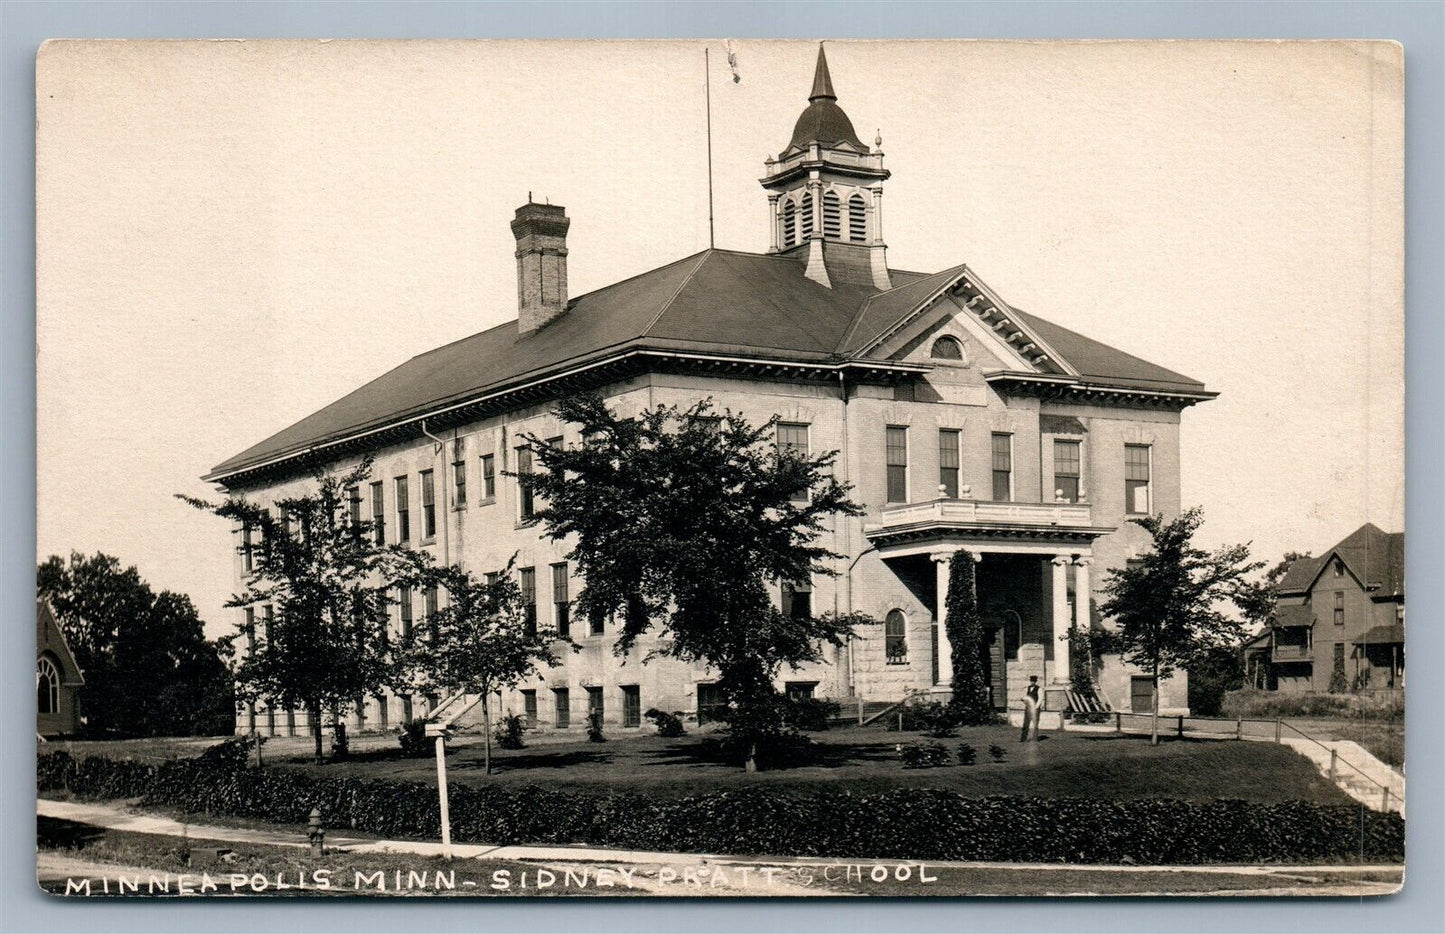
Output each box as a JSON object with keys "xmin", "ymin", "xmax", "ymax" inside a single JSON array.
[{"xmin": 837, "ymin": 369, "xmax": 854, "ymax": 694}]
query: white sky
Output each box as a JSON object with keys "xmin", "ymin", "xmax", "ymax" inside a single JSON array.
[{"xmin": 37, "ymin": 39, "xmax": 1404, "ymax": 638}]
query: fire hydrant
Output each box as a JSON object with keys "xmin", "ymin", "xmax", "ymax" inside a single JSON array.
[{"xmin": 307, "ymin": 807, "xmax": 325, "ymax": 857}]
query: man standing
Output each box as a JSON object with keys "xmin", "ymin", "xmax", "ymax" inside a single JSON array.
[{"xmin": 1020, "ymin": 676, "xmax": 1042, "ymax": 742}]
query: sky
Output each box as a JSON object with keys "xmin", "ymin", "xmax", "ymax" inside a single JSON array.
[{"xmin": 36, "ymin": 39, "xmax": 1404, "ymax": 638}]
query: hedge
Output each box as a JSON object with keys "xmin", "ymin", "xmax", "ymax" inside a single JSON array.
[{"xmin": 37, "ymin": 750, "xmax": 1403, "ymax": 864}]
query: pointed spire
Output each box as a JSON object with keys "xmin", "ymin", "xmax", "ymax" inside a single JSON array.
[{"xmin": 809, "ymin": 43, "xmax": 836, "ymax": 102}]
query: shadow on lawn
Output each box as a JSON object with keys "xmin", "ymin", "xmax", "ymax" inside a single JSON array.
[
  {"xmin": 642, "ymin": 737, "xmax": 901, "ymax": 771},
  {"xmin": 38, "ymin": 815, "xmax": 106, "ymax": 851},
  {"xmin": 454, "ymin": 749, "xmax": 617, "ymax": 773}
]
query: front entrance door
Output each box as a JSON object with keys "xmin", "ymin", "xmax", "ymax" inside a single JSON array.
[{"xmin": 1130, "ymin": 676, "xmax": 1154, "ymax": 713}]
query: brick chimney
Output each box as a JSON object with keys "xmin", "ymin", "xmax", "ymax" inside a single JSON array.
[{"xmin": 511, "ymin": 201, "xmax": 570, "ymax": 335}]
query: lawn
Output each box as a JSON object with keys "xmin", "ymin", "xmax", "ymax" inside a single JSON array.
[{"xmin": 239, "ymin": 723, "xmax": 1354, "ymax": 805}]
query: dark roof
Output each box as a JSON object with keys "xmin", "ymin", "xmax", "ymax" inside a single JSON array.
[
  {"xmin": 1010, "ymin": 309, "xmax": 1207, "ymax": 392},
  {"xmin": 1275, "ymin": 603, "xmax": 1315, "ymax": 629},
  {"xmin": 209, "ymin": 248, "xmax": 1210, "ymax": 481},
  {"xmin": 787, "ymin": 45, "xmax": 865, "ymax": 152},
  {"xmin": 1354, "ymin": 623, "xmax": 1405, "ymax": 645},
  {"xmin": 1278, "ymin": 523, "xmax": 1406, "ymax": 597}
]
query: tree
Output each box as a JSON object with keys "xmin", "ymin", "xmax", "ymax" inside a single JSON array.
[
  {"xmin": 520, "ymin": 395, "xmax": 863, "ymax": 772},
  {"xmin": 1098, "ymin": 508, "xmax": 1262, "ymax": 744},
  {"xmin": 397, "ymin": 557, "xmax": 563, "ymax": 774},
  {"xmin": 37, "ymin": 552, "xmax": 235, "ymax": 737},
  {"xmin": 1236, "ymin": 551, "xmax": 1312, "ymax": 629},
  {"xmin": 945, "ymin": 554, "xmax": 992, "ymax": 724},
  {"xmin": 181, "ymin": 458, "xmax": 418, "ymax": 764}
]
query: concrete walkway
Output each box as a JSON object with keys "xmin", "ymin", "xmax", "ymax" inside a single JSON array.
[{"xmin": 1280, "ymin": 738, "xmax": 1405, "ymax": 815}]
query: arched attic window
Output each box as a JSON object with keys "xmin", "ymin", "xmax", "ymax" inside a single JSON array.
[
  {"xmin": 848, "ymin": 194, "xmax": 867, "ymax": 241},
  {"xmin": 37, "ymin": 655, "xmax": 60, "ymax": 714},
  {"xmin": 931, "ymin": 336, "xmax": 965, "ymax": 361},
  {"xmin": 799, "ymin": 192, "xmax": 814, "ymax": 240},
  {"xmin": 822, "ymin": 191, "xmax": 841, "ymax": 239},
  {"xmin": 782, "ymin": 200, "xmax": 797, "ymax": 248}
]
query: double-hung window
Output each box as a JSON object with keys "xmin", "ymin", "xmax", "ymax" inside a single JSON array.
[
  {"xmin": 1053, "ymin": 440, "xmax": 1081, "ymax": 503},
  {"xmin": 782, "ymin": 579, "xmax": 812, "ymax": 620},
  {"xmin": 480, "ymin": 454, "xmax": 496, "ymax": 501},
  {"xmin": 370, "ymin": 481, "xmax": 385, "ymax": 544},
  {"xmin": 776, "ymin": 422, "xmax": 810, "ymax": 503},
  {"xmin": 552, "ymin": 563, "xmax": 571, "ymax": 638},
  {"xmin": 938, "ymin": 429, "xmax": 961, "ymax": 498},
  {"xmin": 419, "ymin": 469, "xmax": 436, "ymax": 540},
  {"xmin": 520, "ymin": 567, "xmax": 537, "ymax": 636},
  {"xmin": 991, "ymin": 433, "xmax": 1013, "ymax": 501},
  {"xmin": 399, "ymin": 587, "xmax": 413, "ymax": 640},
  {"xmin": 516, "ymin": 446, "xmax": 535, "ymax": 519},
  {"xmin": 453, "ymin": 455, "xmax": 467, "ymax": 507},
  {"xmin": 1124, "ymin": 444, "xmax": 1151, "ymax": 514},
  {"xmin": 395, "ymin": 476, "xmax": 411, "ymax": 543},
  {"xmin": 885, "ymin": 426, "xmax": 909, "ymax": 503}
]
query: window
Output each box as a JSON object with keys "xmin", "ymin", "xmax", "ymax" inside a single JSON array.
[
  {"xmin": 520, "ymin": 567, "xmax": 537, "ymax": 637},
  {"xmin": 552, "ymin": 563, "xmax": 570, "ymax": 638},
  {"xmin": 621, "ymin": 686, "xmax": 641, "ymax": 728},
  {"xmin": 521, "ymin": 689, "xmax": 538, "ymax": 726},
  {"xmin": 1053, "ymin": 440, "xmax": 1081, "ymax": 503},
  {"xmin": 991, "ymin": 433, "xmax": 1013, "ymax": 502},
  {"xmin": 697, "ymin": 683, "xmax": 726, "ymax": 725},
  {"xmin": 394, "ymin": 476, "xmax": 411, "ymax": 543},
  {"xmin": 800, "ymin": 191, "xmax": 814, "ymax": 239},
  {"xmin": 930, "ymin": 336, "xmax": 964, "ymax": 361},
  {"xmin": 782, "ymin": 200, "xmax": 797, "ymax": 247},
  {"xmin": 241, "ymin": 524, "xmax": 254, "ymax": 573},
  {"xmin": 453, "ymin": 457, "xmax": 467, "ymax": 507},
  {"xmin": 516, "ymin": 446, "xmax": 535, "ymax": 519},
  {"xmin": 480, "ymin": 454, "xmax": 496, "ymax": 501},
  {"xmin": 786, "ymin": 681, "xmax": 817, "ymax": 702},
  {"xmin": 939, "ymin": 429, "xmax": 961, "ymax": 498},
  {"xmin": 777, "ymin": 422, "xmax": 810, "ymax": 502},
  {"xmin": 401, "ymin": 695, "xmax": 413, "ymax": 723},
  {"xmin": 263, "ymin": 604, "xmax": 275, "ymax": 644},
  {"xmin": 423, "ymin": 585, "xmax": 438, "ymax": 644},
  {"xmin": 485, "ymin": 571, "xmax": 499, "ymax": 587},
  {"xmin": 243, "ymin": 608, "xmax": 256, "ymax": 656},
  {"xmin": 885, "ymin": 609, "xmax": 908, "ymax": 664},
  {"xmin": 1125, "ymin": 444, "xmax": 1151, "ymax": 514},
  {"xmin": 886, "ymin": 426, "xmax": 909, "ymax": 503},
  {"xmin": 1333, "ymin": 642, "xmax": 1345, "ymax": 671},
  {"xmin": 399, "ymin": 587, "xmax": 413, "ymax": 640},
  {"xmin": 419, "ymin": 469, "xmax": 436, "ymax": 540},
  {"xmin": 782, "ymin": 579, "xmax": 812, "ymax": 620},
  {"xmin": 586, "ymin": 686, "xmax": 604, "ymax": 724},
  {"xmin": 1334, "ymin": 592, "xmax": 1345, "ymax": 626},
  {"xmin": 370, "ymin": 481, "xmax": 385, "ymax": 544},
  {"xmin": 1334, "ymin": 558, "xmax": 1345, "ymax": 577},
  {"xmin": 589, "ymin": 603, "xmax": 605, "ymax": 636},
  {"xmin": 848, "ymin": 194, "xmax": 867, "ymax": 241},
  {"xmin": 553, "ymin": 687, "xmax": 570, "ymax": 729},
  {"xmin": 822, "ymin": 191, "xmax": 841, "ymax": 239},
  {"xmin": 347, "ymin": 486, "xmax": 362, "ymax": 528},
  {"xmin": 37, "ymin": 655, "xmax": 60, "ymax": 714}
]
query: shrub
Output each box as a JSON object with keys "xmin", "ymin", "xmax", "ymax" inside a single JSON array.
[
  {"xmin": 644, "ymin": 708, "xmax": 686, "ymax": 738},
  {"xmin": 36, "ymin": 750, "xmax": 1405, "ymax": 864},
  {"xmin": 397, "ymin": 719, "xmax": 431, "ymax": 759},
  {"xmin": 956, "ymin": 743, "xmax": 977, "ymax": 766},
  {"xmin": 1221, "ymin": 689, "xmax": 1404, "ymax": 722},
  {"xmin": 885, "ymin": 700, "xmax": 962, "ymax": 736},
  {"xmin": 585, "ymin": 710, "xmax": 606, "ymax": 743},
  {"xmin": 494, "ymin": 714, "xmax": 527, "ymax": 750},
  {"xmin": 198, "ymin": 735, "xmax": 260, "ymax": 770},
  {"xmin": 988, "ymin": 744, "xmax": 1006, "ymax": 763},
  {"xmin": 785, "ymin": 696, "xmax": 842, "ymax": 732},
  {"xmin": 898, "ymin": 741, "xmax": 950, "ymax": 769}
]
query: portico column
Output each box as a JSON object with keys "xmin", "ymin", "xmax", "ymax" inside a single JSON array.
[
  {"xmin": 767, "ymin": 193, "xmax": 781, "ymax": 252},
  {"xmin": 1051, "ymin": 555, "xmax": 1071, "ymax": 684},
  {"xmin": 1073, "ymin": 557, "xmax": 1092, "ymax": 633},
  {"xmin": 932, "ymin": 551, "xmax": 955, "ymax": 688}
]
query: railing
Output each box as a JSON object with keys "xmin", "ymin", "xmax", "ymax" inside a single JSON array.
[
  {"xmin": 1270, "ymin": 644, "xmax": 1312, "ymax": 661},
  {"xmin": 866, "ymin": 498, "xmax": 1094, "ymax": 532}
]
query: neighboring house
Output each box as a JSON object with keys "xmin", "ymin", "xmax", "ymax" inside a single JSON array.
[
  {"xmin": 208, "ymin": 47, "xmax": 1215, "ymax": 736},
  {"xmin": 36, "ymin": 600, "xmax": 84, "ymax": 737},
  {"xmin": 1245, "ymin": 523, "xmax": 1404, "ymax": 694}
]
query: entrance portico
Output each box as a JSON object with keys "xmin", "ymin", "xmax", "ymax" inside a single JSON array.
[{"xmin": 864, "ymin": 495, "xmax": 1114, "ymax": 694}]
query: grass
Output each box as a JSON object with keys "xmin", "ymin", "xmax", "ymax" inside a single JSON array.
[{"xmin": 212, "ymin": 723, "xmax": 1361, "ymax": 805}]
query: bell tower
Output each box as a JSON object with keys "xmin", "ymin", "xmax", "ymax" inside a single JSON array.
[{"xmin": 760, "ymin": 44, "xmax": 891, "ymax": 290}]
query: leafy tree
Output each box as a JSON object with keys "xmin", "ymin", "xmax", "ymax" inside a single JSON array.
[
  {"xmin": 1098, "ymin": 508, "xmax": 1262, "ymax": 744},
  {"xmin": 1236, "ymin": 551, "xmax": 1312, "ymax": 629},
  {"xmin": 37, "ymin": 552, "xmax": 235, "ymax": 737},
  {"xmin": 181, "ymin": 458, "xmax": 418, "ymax": 763},
  {"xmin": 944, "ymin": 554, "xmax": 991, "ymax": 724},
  {"xmin": 1187, "ymin": 645, "xmax": 1245, "ymax": 716},
  {"xmin": 519, "ymin": 395, "xmax": 863, "ymax": 772},
  {"xmin": 396, "ymin": 557, "xmax": 563, "ymax": 774}
]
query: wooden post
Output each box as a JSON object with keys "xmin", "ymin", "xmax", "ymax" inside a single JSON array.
[
  {"xmin": 435, "ymin": 734, "xmax": 452, "ymax": 860},
  {"xmin": 1328, "ymin": 748, "xmax": 1338, "ymax": 782},
  {"xmin": 1235, "ymin": 718, "xmax": 1242, "ymax": 741},
  {"xmin": 1115, "ymin": 710, "xmax": 1122, "ymax": 734},
  {"xmin": 897, "ymin": 712, "xmax": 903, "ymax": 732},
  {"xmin": 1381, "ymin": 786, "xmax": 1390, "ymax": 811},
  {"xmin": 1176, "ymin": 715, "xmax": 1184, "ymax": 739},
  {"xmin": 1275, "ymin": 719, "xmax": 1282, "ymax": 743},
  {"xmin": 857, "ymin": 697, "xmax": 864, "ymax": 726}
]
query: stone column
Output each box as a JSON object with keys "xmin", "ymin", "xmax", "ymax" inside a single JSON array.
[
  {"xmin": 932, "ymin": 552, "xmax": 954, "ymax": 688},
  {"xmin": 767, "ymin": 193, "xmax": 780, "ymax": 253},
  {"xmin": 870, "ymin": 185, "xmax": 884, "ymax": 243},
  {"xmin": 1051, "ymin": 555, "xmax": 1071, "ymax": 684},
  {"xmin": 1073, "ymin": 557, "xmax": 1092, "ymax": 633}
]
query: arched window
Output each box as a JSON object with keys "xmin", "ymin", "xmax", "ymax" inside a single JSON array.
[
  {"xmin": 37, "ymin": 655, "xmax": 60, "ymax": 715},
  {"xmin": 782, "ymin": 200, "xmax": 797, "ymax": 248},
  {"xmin": 885, "ymin": 610, "xmax": 908, "ymax": 664},
  {"xmin": 822, "ymin": 191, "xmax": 841, "ymax": 239},
  {"xmin": 848, "ymin": 194, "xmax": 868, "ymax": 241},
  {"xmin": 800, "ymin": 192, "xmax": 814, "ymax": 240},
  {"xmin": 931, "ymin": 336, "xmax": 965, "ymax": 361}
]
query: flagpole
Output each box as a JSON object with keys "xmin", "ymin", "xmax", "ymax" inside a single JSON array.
[{"xmin": 705, "ymin": 46, "xmax": 715, "ymax": 250}]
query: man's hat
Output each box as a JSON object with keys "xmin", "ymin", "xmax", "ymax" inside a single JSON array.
[{"xmin": 1028, "ymin": 675, "xmax": 1038, "ymax": 682}]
